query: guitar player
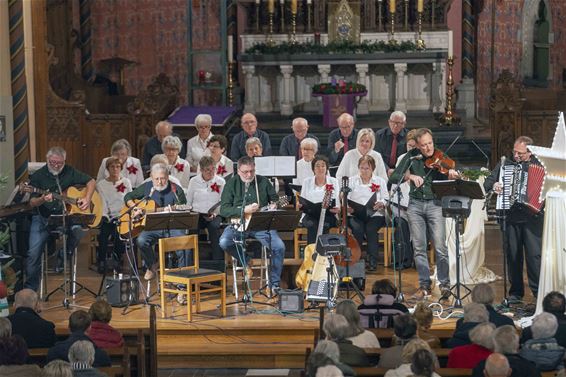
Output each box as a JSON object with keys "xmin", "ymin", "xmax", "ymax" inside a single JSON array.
[
  {"xmin": 25, "ymin": 146, "xmax": 96, "ymax": 292},
  {"xmin": 219, "ymin": 156, "xmax": 286, "ymax": 297},
  {"xmin": 124, "ymin": 163, "xmax": 187, "ymax": 280}
]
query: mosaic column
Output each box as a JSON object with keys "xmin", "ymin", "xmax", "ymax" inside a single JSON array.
[
  {"xmin": 79, "ymin": 0, "xmax": 93, "ymax": 81},
  {"xmin": 9, "ymin": 0, "xmax": 29, "ymax": 184},
  {"xmin": 456, "ymin": 0, "xmax": 477, "ymax": 119}
]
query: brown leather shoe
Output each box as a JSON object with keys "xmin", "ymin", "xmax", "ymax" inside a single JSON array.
[{"xmin": 411, "ymin": 287, "xmax": 430, "ymax": 301}]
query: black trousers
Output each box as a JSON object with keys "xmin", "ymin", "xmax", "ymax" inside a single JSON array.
[
  {"xmin": 504, "ymin": 216, "xmax": 543, "ymax": 298},
  {"xmin": 302, "ymin": 213, "xmax": 337, "ymax": 244},
  {"xmin": 198, "ymin": 215, "xmax": 224, "ymax": 260},
  {"xmin": 97, "ymin": 218, "xmax": 125, "ymax": 265},
  {"xmin": 348, "ymin": 216, "xmax": 386, "ymax": 264}
]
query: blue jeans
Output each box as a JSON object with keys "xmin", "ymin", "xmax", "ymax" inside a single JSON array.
[
  {"xmin": 136, "ymin": 229, "xmax": 188, "ymax": 268},
  {"xmin": 25, "ymin": 215, "xmax": 85, "ymax": 291},
  {"xmin": 407, "ymin": 199, "xmax": 449, "ymax": 288},
  {"xmin": 219, "ymin": 226, "xmax": 285, "ymax": 288}
]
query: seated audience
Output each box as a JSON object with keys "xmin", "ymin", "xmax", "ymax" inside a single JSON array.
[
  {"xmin": 230, "ymin": 113, "xmax": 272, "ymax": 161},
  {"xmin": 377, "ymin": 314, "xmax": 418, "ymax": 369},
  {"xmin": 412, "ymin": 303, "xmax": 441, "ymax": 348},
  {"xmin": 336, "ymin": 300, "xmax": 380, "ymax": 348},
  {"xmin": 42, "ymin": 360, "xmax": 73, "ymax": 377},
  {"xmin": 0, "ymin": 334, "xmax": 42, "ymax": 376},
  {"xmin": 8, "ymin": 288, "xmax": 57, "ymax": 348},
  {"xmin": 142, "ymin": 120, "xmax": 186, "ymax": 171},
  {"xmin": 358, "ymin": 279, "xmax": 409, "ymax": 328},
  {"xmin": 456, "ymin": 284, "xmax": 514, "ymax": 328},
  {"xmin": 186, "ymin": 114, "xmax": 214, "ymax": 172},
  {"xmin": 326, "ymin": 112, "xmax": 359, "ymax": 168},
  {"xmin": 521, "ymin": 291, "xmax": 566, "ymax": 348},
  {"xmin": 85, "ymin": 300, "xmax": 124, "ymax": 349},
  {"xmin": 410, "ymin": 348, "xmax": 438, "ymax": 377},
  {"xmin": 471, "ymin": 325, "xmax": 541, "ymax": 377},
  {"xmin": 384, "ymin": 339, "xmax": 440, "ymax": 377},
  {"xmin": 47, "ymin": 310, "xmax": 111, "ymax": 367},
  {"xmin": 293, "ymin": 138, "xmax": 318, "ymax": 186},
  {"xmin": 447, "ymin": 322, "xmax": 495, "ymax": 368},
  {"xmin": 0, "ymin": 317, "xmax": 11, "ymax": 338},
  {"xmin": 305, "ymin": 352, "xmax": 343, "ymax": 377},
  {"xmin": 447, "ymin": 302, "xmax": 489, "ymax": 348},
  {"xmin": 200, "ymin": 135, "xmax": 233, "ymax": 179},
  {"xmin": 96, "ymin": 139, "xmax": 144, "ymax": 188},
  {"xmin": 323, "ymin": 313, "xmax": 370, "ymax": 367},
  {"xmin": 68, "ymin": 340, "xmax": 107, "ymax": 377},
  {"xmin": 313, "ymin": 340, "xmax": 355, "ymax": 377},
  {"xmin": 279, "ymin": 117, "xmax": 319, "ymax": 158},
  {"xmin": 162, "ymin": 135, "xmax": 191, "ymax": 190},
  {"xmin": 519, "ymin": 312, "xmax": 565, "ymax": 371},
  {"xmin": 483, "ymin": 353, "xmax": 512, "ymax": 377}
]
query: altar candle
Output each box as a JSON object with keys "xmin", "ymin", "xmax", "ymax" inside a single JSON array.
[
  {"xmin": 307, "ymin": 0, "xmax": 312, "ymax": 4},
  {"xmin": 389, "ymin": 0, "xmax": 396, "ymax": 13},
  {"xmin": 228, "ymin": 35, "xmax": 233, "ymax": 63},
  {"xmin": 448, "ymin": 30, "xmax": 453, "ymax": 57},
  {"xmin": 256, "ymin": 0, "xmax": 260, "ymax": 4},
  {"xmin": 280, "ymin": 0, "xmax": 284, "ymax": 5},
  {"xmin": 267, "ymin": 0, "xmax": 274, "ymax": 13},
  {"xmin": 291, "ymin": 0, "xmax": 297, "ymax": 14},
  {"xmin": 417, "ymin": 0, "xmax": 424, "ymax": 13}
]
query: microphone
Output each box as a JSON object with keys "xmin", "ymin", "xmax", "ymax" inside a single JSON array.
[
  {"xmin": 409, "ymin": 154, "xmax": 423, "ymax": 161},
  {"xmin": 146, "ymin": 187, "xmax": 155, "ymax": 200}
]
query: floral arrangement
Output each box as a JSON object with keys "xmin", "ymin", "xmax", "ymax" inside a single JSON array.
[
  {"xmin": 460, "ymin": 168, "xmax": 490, "ymax": 181},
  {"xmin": 312, "ymin": 82, "xmax": 367, "ymax": 95},
  {"xmin": 245, "ymin": 40, "xmax": 417, "ymax": 55}
]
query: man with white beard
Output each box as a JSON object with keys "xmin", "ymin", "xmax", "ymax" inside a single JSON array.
[
  {"xmin": 124, "ymin": 163, "xmax": 187, "ymax": 280},
  {"xmin": 25, "ymin": 146, "xmax": 96, "ymax": 291}
]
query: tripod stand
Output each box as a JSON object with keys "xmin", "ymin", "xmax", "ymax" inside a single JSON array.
[{"xmin": 338, "ymin": 246, "xmax": 365, "ymax": 302}]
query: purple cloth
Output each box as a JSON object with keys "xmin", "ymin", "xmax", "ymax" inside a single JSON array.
[
  {"xmin": 312, "ymin": 93, "xmax": 366, "ymax": 128},
  {"xmin": 167, "ymin": 106, "xmax": 236, "ymax": 127}
]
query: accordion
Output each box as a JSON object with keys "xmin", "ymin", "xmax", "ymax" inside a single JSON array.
[{"xmin": 496, "ymin": 162, "xmax": 545, "ymax": 214}]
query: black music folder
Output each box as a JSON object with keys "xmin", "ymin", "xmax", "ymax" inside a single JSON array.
[
  {"xmin": 432, "ymin": 179, "xmax": 484, "ymax": 200},
  {"xmin": 298, "ymin": 196, "xmax": 323, "ymax": 218},
  {"xmin": 289, "ymin": 184, "xmax": 302, "ymax": 193},
  {"xmin": 348, "ymin": 192, "xmax": 377, "ymax": 221}
]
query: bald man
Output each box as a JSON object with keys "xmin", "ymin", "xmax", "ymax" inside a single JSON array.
[
  {"xmin": 484, "ymin": 353, "xmax": 511, "ymax": 377},
  {"xmin": 142, "ymin": 121, "xmax": 187, "ymax": 171},
  {"xmin": 279, "ymin": 117, "xmax": 319, "ymax": 158},
  {"xmin": 8, "ymin": 289, "xmax": 56, "ymax": 348}
]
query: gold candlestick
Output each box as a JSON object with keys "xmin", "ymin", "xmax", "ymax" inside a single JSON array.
[
  {"xmin": 404, "ymin": 0, "xmax": 409, "ymax": 31},
  {"xmin": 389, "ymin": 13, "xmax": 397, "ymax": 44},
  {"xmin": 290, "ymin": 12, "xmax": 297, "ymax": 44},
  {"xmin": 267, "ymin": 11, "xmax": 275, "ymax": 46},
  {"xmin": 416, "ymin": 11, "xmax": 425, "ymax": 50},
  {"xmin": 441, "ymin": 57, "xmax": 459, "ymax": 126},
  {"xmin": 227, "ymin": 62, "xmax": 234, "ymax": 106}
]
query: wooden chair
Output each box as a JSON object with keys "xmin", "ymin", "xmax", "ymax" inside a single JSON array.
[{"xmin": 158, "ymin": 235, "xmax": 226, "ymax": 321}]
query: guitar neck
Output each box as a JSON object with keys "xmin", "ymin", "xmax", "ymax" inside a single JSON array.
[
  {"xmin": 315, "ymin": 208, "xmax": 327, "ymax": 237},
  {"xmin": 32, "ymin": 187, "xmax": 77, "ymax": 205}
]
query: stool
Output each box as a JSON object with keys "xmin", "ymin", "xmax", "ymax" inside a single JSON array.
[{"xmin": 227, "ymin": 239, "xmax": 268, "ymax": 300}]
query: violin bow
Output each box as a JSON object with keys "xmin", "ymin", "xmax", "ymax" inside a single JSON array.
[{"xmin": 417, "ymin": 134, "xmax": 461, "ymax": 190}]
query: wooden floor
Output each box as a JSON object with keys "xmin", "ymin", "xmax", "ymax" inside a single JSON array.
[{"xmin": 35, "ymin": 223, "xmax": 536, "ymax": 369}]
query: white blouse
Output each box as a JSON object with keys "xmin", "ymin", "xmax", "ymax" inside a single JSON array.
[
  {"xmin": 186, "ymin": 174, "xmax": 225, "ymax": 214},
  {"xmin": 168, "ymin": 156, "xmax": 191, "ymax": 191},
  {"xmin": 96, "ymin": 156, "xmax": 144, "ymax": 188},
  {"xmin": 300, "ymin": 176, "xmax": 340, "ymax": 208},
  {"xmin": 198, "ymin": 154, "xmax": 234, "ymax": 179},
  {"xmin": 336, "ymin": 149, "xmax": 388, "ymax": 185},
  {"xmin": 186, "ymin": 133, "xmax": 213, "ymax": 169},
  {"xmin": 96, "ymin": 178, "xmax": 132, "ymax": 220},
  {"xmin": 348, "ymin": 175, "xmax": 389, "ymax": 217},
  {"xmin": 293, "ymin": 158, "xmax": 314, "ymax": 186}
]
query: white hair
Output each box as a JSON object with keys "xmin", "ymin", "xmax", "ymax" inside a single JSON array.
[
  {"xmin": 151, "ymin": 163, "xmax": 169, "ymax": 177},
  {"xmin": 245, "ymin": 137, "xmax": 262, "ymax": 149},
  {"xmin": 389, "ymin": 110, "xmax": 407, "ymax": 122},
  {"xmin": 356, "ymin": 128, "xmax": 376, "ymax": 150},
  {"xmin": 463, "ymin": 302, "xmax": 489, "ymax": 323},
  {"xmin": 161, "ymin": 135, "xmax": 183, "ymax": 151},
  {"xmin": 155, "ymin": 120, "xmax": 172, "ymax": 134},
  {"xmin": 68, "ymin": 340, "xmax": 95, "ymax": 366},
  {"xmin": 314, "ymin": 340, "xmax": 340, "ymax": 364},
  {"xmin": 110, "ymin": 139, "xmax": 132, "ymax": 155},
  {"xmin": 292, "ymin": 117, "xmax": 309, "ymax": 128},
  {"xmin": 46, "ymin": 146, "xmax": 66, "ymax": 160},
  {"xmin": 532, "ymin": 312, "xmax": 558, "ymax": 339},
  {"xmin": 492, "ymin": 325, "xmax": 519, "ymax": 354},
  {"xmin": 300, "ymin": 138, "xmax": 318, "ymax": 153},
  {"xmin": 469, "ymin": 322, "xmax": 496, "ymax": 349},
  {"xmin": 194, "ymin": 114, "xmax": 212, "ymax": 127}
]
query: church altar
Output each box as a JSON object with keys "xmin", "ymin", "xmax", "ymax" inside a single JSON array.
[{"xmin": 239, "ymin": 31, "xmax": 450, "ymax": 115}]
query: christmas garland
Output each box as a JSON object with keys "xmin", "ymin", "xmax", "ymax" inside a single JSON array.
[
  {"xmin": 312, "ymin": 82, "xmax": 367, "ymax": 95},
  {"xmin": 245, "ymin": 40, "xmax": 418, "ymax": 55}
]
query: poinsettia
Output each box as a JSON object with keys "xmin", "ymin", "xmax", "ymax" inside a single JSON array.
[
  {"xmin": 370, "ymin": 183, "xmax": 380, "ymax": 192},
  {"xmin": 325, "ymin": 184, "xmax": 334, "ymax": 192},
  {"xmin": 126, "ymin": 165, "xmax": 138, "ymax": 175},
  {"xmin": 175, "ymin": 163, "xmax": 185, "ymax": 172},
  {"xmin": 210, "ymin": 183, "xmax": 221, "ymax": 193},
  {"xmin": 217, "ymin": 165, "xmax": 227, "ymax": 175},
  {"xmin": 115, "ymin": 182, "xmax": 126, "ymax": 193}
]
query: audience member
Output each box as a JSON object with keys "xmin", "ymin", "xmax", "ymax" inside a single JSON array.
[
  {"xmin": 447, "ymin": 302, "xmax": 489, "ymax": 348},
  {"xmin": 483, "ymin": 353, "xmax": 512, "ymax": 377},
  {"xmin": 42, "ymin": 360, "xmax": 73, "ymax": 377},
  {"xmin": 384, "ymin": 338, "xmax": 440, "ymax": 377},
  {"xmin": 0, "ymin": 334, "xmax": 42, "ymax": 376},
  {"xmin": 85, "ymin": 300, "xmax": 124, "ymax": 349},
  {"xmin": 142, "ymin": 121, "xmax": 186, "ymax": 171},
  {"xmin": 293, "ymin": 138, "xmax": 318, "ymax": 186},
  {"xmin": 68, "ymin": 340, "xmax": 107, "ymax": 377},
  {"xmin": 323, "ymin": 313, "xmax": 370, "ymax": 367},
  {"xmin": 336, "ymin": 300, "xmax": 380, "ymax": 348},
  {"xmin": 279, "ymin": 117, "xmax": 319, "ymax": 158},
  {"xmin": 305, "ymin": 352, "xmax": 342, "ymax": 377},
  {"xmin": 162, "ymin": 135, "xmax": 191, "ymax": 190},
  {"xmin": 521, "ymin": 291, "xmax": 566, "ymax": 348},
  {"xmin": 47, "ymin": 310, "xmax": 111, "ymax": 367},
  {"xmin": 0, "ymin": 317, "xmax": 11, "ymax": 338},
  {"xmin": 336, "ymin": 128, "xmax": 388, "ymax": 183},
  {"xmin": 313, "ymin": 340, "xmax": 355, "ymax": 377},
  {"xmin": 519, "ymin": 312, "xmax": 565, "ymax": 371},
  {"xmin": 245, "ymin": 137, "xmax": 264, "ymax": 158},
  {"xmin": 358, "ymin": 279, "xmax": 409, "ymax": 329},
  {"xmin": 327, "ymin": 113, "xmax": 359, "ymax": 168},
  {"xmin": 375, "ymin": 110, "xmax": 408, "ymax": 174},
  {"xmin": 230, "ymin": 113, "xmax": 272, "ymax": 161},
  {"xmin": 377, "ymin": 313, "xmax": 418, "ymax": 369},
  {"xmin": 447, "ymin": 322, "xmax": 495, "ymax": 368},
  {"xmin": 471, "ymin": 325, "xmax": 541, "ymax": 377},
  {"xmin": 186, "ymin": 114, "xmax": 214, "ymax": 172},
  {"xmin": 410, "ymin": 348, "xmax": 438, "ymax": 377},
  {"xmin": 201, "ymin": 135, "xmax": 233, "ymax": 179},
  {"xmin": 96, "ymin": 139, "xmax": 143, "ymax": 188},
  {"xmin": 8, "ymin": 288, "xmax": 56, "ymax": 348},
  {"xmin": 457, "ymin": 284, "xmax": 514, "ymax": 328},
  {"xmin": 412, "ymin": 303, "xmax": 441, "ymax": 348}
]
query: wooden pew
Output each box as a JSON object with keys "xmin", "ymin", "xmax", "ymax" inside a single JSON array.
[
  {"xmin": 354, "ymin": 367, "xmax": 473, "ymax": 376},
  {"xmin": 367, "ymin": 328, "xmax": 455, "ymax": 347}
]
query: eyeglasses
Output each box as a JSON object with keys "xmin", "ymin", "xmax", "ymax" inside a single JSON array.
[
  {"xmin": 48, "ymin": 159, "xmax": 65, "ymax": 166},
  {"xmin": 196, "ymin": 125, "xmax": 211, "ymax": 129},
  {"xmin": 239, "ymin": 168, "xmax": 255, "ymax": 175},
  {"xmin": 242, "ymin": 120, "xmax": 257, "ymax": 125},
  {"xmin": 513, "ymin": 150, "xmax": 530, "ymax": 157},
  {"xmin": 339, "ymin": 124, "xmax": 353, "ymax": 130}
]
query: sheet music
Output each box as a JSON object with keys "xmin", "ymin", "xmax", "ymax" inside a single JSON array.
[{"xmin": 255, "ymin": 156, "xmax": 296, "ymax": 177}]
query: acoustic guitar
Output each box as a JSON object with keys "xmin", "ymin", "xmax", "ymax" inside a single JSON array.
[
  {"xmin": 19, "ymin": 183, "xmax": 103, "ymax": 228},
  {"xmin": 295, "ymin": 185, "xmax": 334, "ymax": 292},
  {"xmin": 117, "ymin": 199, "xmax": 191, "ymax": 238},
  {"xmin": 230, "ymin": 196, "xmax": 289, "ymax": 231}
]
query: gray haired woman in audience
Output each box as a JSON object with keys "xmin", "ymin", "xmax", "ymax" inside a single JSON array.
[
  {"xmin": 384, "ymin": 338, "xmax": 440, "ymax": 377},
  {"xmin": 42, "ymin": 360, "xmax": 73, "ymax": 377},
  {"xmin": 519, "ymin": 312, "xmax": 565, "ymax": 371},
  {"xmin": 336, "ymin": 300, "xmax": 380, "ymax": 349},
  {"xmin": 312, "ymin": 340, "xmax": 355, "ymax": 377}
]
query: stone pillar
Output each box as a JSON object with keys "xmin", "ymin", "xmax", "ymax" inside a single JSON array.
[
  {"xmin": 242, "ymin": 65, "xmax": 257, "ymax": 113},
  {"xmin": 9, "ymin": 0, "xmax": 30, "ymax": 184},
  {"xmin": 79, "ymin": 0, "xmax": 93, "ymax": 81},
  {"xmin": 280, "ymin": 64, "xmax": 293, "ymax": 116},
  {"xmin": 394, "ymin": 63, "xmax": 407, "ymax": 112},
  {"xmin": 355, "ymin": 64, "xmax": 369, "ymax": 115},
  {"xmin": 317, "ymin": 64, "xmax": 331, "ymax": 83},
  {"xmin": 456, "ymin": 0, "xmax": 476, "ymax": 119}
]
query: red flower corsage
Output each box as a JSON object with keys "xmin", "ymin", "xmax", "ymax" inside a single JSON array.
[
  {"xmin": 115, "ymin": 183, "xmax": 126, "ymax": 193},
  {"xmin": 175, "ymin": 163, "xmax": 184, "ymax": 172},
  {"xmin": 126, "ymin": 165, "xmax": 138, "ymax": 175},
  {"xmin": 210, "ymin": 183, "xmax": 221, "ymax": 193},
  {"xmin": 217, "ymin": 165, "xmax": 227, "ymax": 175},
  {"xmin": 325, "ymin": 184, "xmax": 334, "ymax": 192},
  {"xmin": 370, "ymin": 183, "xmax": 380, "ymax": 192}
]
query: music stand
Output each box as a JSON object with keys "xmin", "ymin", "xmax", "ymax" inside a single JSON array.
[{"xmin": 432, "ymin": 179, "xmax": 484, "ymax": 308}]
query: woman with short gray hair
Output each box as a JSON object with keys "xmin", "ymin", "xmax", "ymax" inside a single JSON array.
[
  {"xmin": 446, "ymin": 303, "xmax": 489, "ymax": 348},
  {"xmin": 186, "ymin": 114, "xmax": 214, "ymax": 171},
  {"xmin": 447, "ymin": 322, "xmax": 495, "ymax": 368},
  {"xmin": 96, "ymin": 138, "xmax": 144, "ymax": 187},
  {"xmin": 293, "ymin": 137, "xmax": 318, "ymax": 186},
  {"xmin": 520, "ymin": 313, "xmax": 565, "ymax": 371},
  {"xmin": 68, "ymin": 340, "xmax": 106, "ymax": 376},
  {"xmin": 162, "ymin": 135, "xmax": 191, "ymax": 191},
  {"xmin": 323, "ymin": 313, "xmax": 370, "ymax": 367}
]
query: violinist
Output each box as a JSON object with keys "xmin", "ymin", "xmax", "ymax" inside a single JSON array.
[{"xmin": 390, "ymin": 128, "xmax": 459, "ymax": 301}]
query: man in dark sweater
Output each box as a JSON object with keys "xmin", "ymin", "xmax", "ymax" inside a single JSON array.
[
  {"xmin": 47, "ymin": 310, "xmax": 111, "ymax": 367},
  {"xmin": 8, "ymin": 289, "xmax": 57, "ymax": 348}
]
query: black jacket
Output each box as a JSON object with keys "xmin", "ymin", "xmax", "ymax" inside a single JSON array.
[
  {"xmin": 47, "ymin": 331, "xmax": 111, "ymax": 367},
  {"xmin": 456, "ymin": 304, "xmax": 514, "ymax": 329},
  {"xmin": 471, "ymin": 353, "xmax": 541, "ymax": 377},
  {"xmin": 446, "ymin": 321, "xmax": 481, "ymax": 348},
  {"xmin": 8, "ymin": 307, "xmax": 57, "ymax": 348}
]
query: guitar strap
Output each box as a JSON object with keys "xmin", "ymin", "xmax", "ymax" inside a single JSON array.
[{"xmin": 254, "ymin": 175, "xmax": 260, "ymax": 207}]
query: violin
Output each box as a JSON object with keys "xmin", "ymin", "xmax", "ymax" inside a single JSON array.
[{"xmin": 424, "ymin": 149, "xmax": 456, "ymax": 175}]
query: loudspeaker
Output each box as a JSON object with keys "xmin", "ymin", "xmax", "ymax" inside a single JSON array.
[
  {"xmin": 105, "ymin": 276, "xmax": 140, "ymax": 307},
  {"xmin": 278, "ymin": 289, "xmax": 304, "ymax": 313},
  {"xmin": 316, "ymin": 234, "xmax": 347, "ymax": 256}
]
